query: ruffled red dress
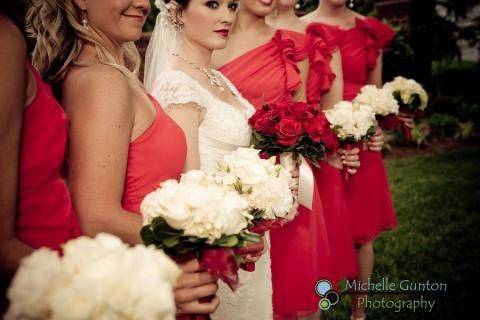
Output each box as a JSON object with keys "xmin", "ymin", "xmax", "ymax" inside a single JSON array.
[
  {"xmin": 308, "ymin": 17, "xmax": 397, "ymax": 244},
  {"xmin": 17, "ymin": 64, "xmax": 81, "ymax": 251},
  {"xmin": 304, "ymin": 25, "xmax": 359, "ymax": 283},
  {"xmin": 219, "ymin": 29, "xmax": 332, "ymax": 318},
  {"xmin": 121, "ymin": 96, "xmax": 187, "ymax": 214}
]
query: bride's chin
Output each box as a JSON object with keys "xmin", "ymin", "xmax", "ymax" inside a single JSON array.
[{"xmin": 205, "ymin": 40, "xmax": 229, "ymax": 51}]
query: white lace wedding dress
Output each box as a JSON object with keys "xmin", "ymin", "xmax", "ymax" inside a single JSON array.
[{"xmin": 150, "ymin": 69, "xmax": 273, "ymax": 320}]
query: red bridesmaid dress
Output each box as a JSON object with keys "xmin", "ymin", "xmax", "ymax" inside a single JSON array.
[
  {"xmin": 219, "ymin": 29, "xmax": 332, "ymax": 318},
  {"xmin": 308, "ymin": 17, "xmax": 397, "ymax": 244},
  {"xmin": 17, "ymin": 64, "xmax": 81, "ymax": 251},
  {"xmin": 304, "ymin": 26, "xmax": 359, "ymax": 284},
  {"xmin": 121, "ymin": 96, "xmax": 187, "ymax": 214}
]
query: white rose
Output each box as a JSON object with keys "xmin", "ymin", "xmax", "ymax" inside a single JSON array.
[
  {"xmin": 5, "ymin": 249, "xmax": 64, "ymax": 320},
  {"xmin": 141, "ymin": 179, "xmax": 190, "ymax": 229},
  {"xmin": 49, "ymin": 281, "xmax": 96, "ymax": 320},
  {"xmin": 354, "ymin": 85, "xmax": 399, "ymax": 116}
]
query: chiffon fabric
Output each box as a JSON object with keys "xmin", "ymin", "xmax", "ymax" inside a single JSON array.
[
  {"xmin": 307, "ymin": 17, "xmax": 397, "ymax": 244},
  {"xmin": 219, "ymin": 29, "xmax": 333, "ymax": 318},
  {"xmin": 287, "ymin": 27, "xmax": 358, "ymax": 285}
]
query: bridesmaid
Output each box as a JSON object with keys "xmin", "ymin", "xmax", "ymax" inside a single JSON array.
[
  {"xmin": 27, "ymin": 0, "xmax": 219, "ymax": 316},
  {"xmin": 0, "ymin": 1, "xmax": 81, "ymax": 302},
  {"xmin": 268, "ymin": 0, "xmax": 359, "ymax": 286},
  {"xmin": 302, "ymin": 1, "xmax": 413, "ymax": 319},
  {"xmin": 213, "ymin": 1, "xmax": 359, "ymax": 318}
]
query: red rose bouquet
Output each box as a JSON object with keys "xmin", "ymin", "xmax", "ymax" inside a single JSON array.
[{"xmin": 249, "ymin": 102, "xmax": 339, "ymax": 166}]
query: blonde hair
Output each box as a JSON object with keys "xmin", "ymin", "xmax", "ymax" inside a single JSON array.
[{"xmin": 26, "ymin": 0, "xmax": 141, "ymax": 85}]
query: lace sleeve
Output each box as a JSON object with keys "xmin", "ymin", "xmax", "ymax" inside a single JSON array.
[{"xmin": 149, "ymin": 70, "xmax": 208, "ymax": 112}]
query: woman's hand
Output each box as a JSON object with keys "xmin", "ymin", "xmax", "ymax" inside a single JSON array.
[
  {"xmin": 398, "ymin": 111, "xmax": 414, "ymax": 129},
  {"xmin": 236, "ymin": 236, "xmax": 267, "ymax": 263},
  {"xmin": 367, "ymin": 127, "xmax": 385, "ymax": 152},
  {"xmin": 337, "ymin": 148, "xmax": 361, "ymax": 175},
  {"xmin": 175, "ymin": 259, "xmax": 220, "ymax": 315}
]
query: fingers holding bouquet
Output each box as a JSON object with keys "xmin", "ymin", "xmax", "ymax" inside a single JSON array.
[
  {"xmin": 366, "ymin": 126, "xmax": 385, "ymax": 152},
  {"xmin": 353, "ymin": 78, "xmax": 428, "ymax": 141},
  {"xmin": 398, "ymin": 111, "xmax": 415, "ymax": 129},
  {"xmin": 175, "ymin": 259, "xmax": 221, "ymax": 315}
]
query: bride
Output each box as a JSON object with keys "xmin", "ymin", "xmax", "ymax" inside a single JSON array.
[{"xmin": 144, "ymin": 1, "xmax": 273, "ymax": 319}]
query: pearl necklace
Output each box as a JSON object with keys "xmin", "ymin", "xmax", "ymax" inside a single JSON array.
[{"xmin": 170, "ymin": 53, "xmax": 225, "ymax": 92}]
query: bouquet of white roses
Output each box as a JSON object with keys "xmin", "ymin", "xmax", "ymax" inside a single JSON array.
[
  {"xmin": 324, "ymin": 101, "xmax": 377, "ymax": 178},
  {"xmin": 6, "ymin": 233, "xmax": 180, "ymax": 320},
  {"xmin": 354, "ymin": 84, "xmax": 399, "ymax": 117},
  {"xmin": 383, "ymin": 76, "xmax": 429, "ymax": 139},
  {"xmin": 140, "ymin": 170, "xmax": 261, "ymax": 291},
  {"xmin": 214, "ymin": 147, "xmax": 294, "ymax": 222},
  {"xmin": 213, "ymin": 148, "xmax": 295, "ymax": 270}
]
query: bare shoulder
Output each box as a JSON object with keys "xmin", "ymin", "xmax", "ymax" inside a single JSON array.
[
  {"xmin": 300, "ymin": 11, "xmax": 324, "ymax": 25},
  {"xmin": 0, "ymin": 14, "xmax": 26, "ymax": 59},
  {"xmin": 351, "ymin": 11, "xmax": 366, "ymax": 20},
  {"xmin": 62, "ymin": 64, "xmax": 134, "ymax": 118}
]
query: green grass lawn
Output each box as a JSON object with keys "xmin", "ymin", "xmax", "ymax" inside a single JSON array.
[{"xmin": 322, "ymin": 147, "xmax": 480, "ymax": 319}]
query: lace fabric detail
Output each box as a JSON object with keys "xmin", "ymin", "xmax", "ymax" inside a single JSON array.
[
  {"xmin": 150, "ymin": 70, "xmax": 273, "ymax": 319},
  {"xmin": 211, "ymin": 233, "xmax": 273, "ymax": 320}
]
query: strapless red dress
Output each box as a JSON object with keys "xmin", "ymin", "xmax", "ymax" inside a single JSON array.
[
  {"xmin": 121, "ymin": 96, "xmax": 187, "ymax": 214},
  {"xmin": 220, "ymin": 29, "xmax": 332, "ymax": 318},
  {"xmin": 17, "ymin": 64, "xmax": 81, "ymax": 251},
  {"xmin": 308, "ymin": 17, "xmax": 397, "ymax": 244}
]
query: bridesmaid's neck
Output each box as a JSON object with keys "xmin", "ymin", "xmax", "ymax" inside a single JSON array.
[
  {"xmin": 79, "ymin": 43, "xmax": 125, "ymax": 67},
  {"xmin": 314, "ymin": 2, "xmax": 350, "ymax": 19},
  {"xmin": 267, "ymin": 6, "xmax": 298, "ymax": 27},
  {"xmin": 234, "ymin": 8, "xmax": 270, "ymax": 34}
]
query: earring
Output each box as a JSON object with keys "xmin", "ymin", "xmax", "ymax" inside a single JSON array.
[
  {"xmin": 81, "ymin": 11, "xmax": 89, "ymax": 28},
  {"xmin": 347, "ymin": 0, "xmax": 355, "ymax": 8},
  {"xmin": 295, "ymin": 1, "xmax": 301, "ymax": 10}
]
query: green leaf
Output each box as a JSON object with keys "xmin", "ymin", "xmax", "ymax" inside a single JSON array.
[
  {"xmin": 140, "ymin": 226, "xmax": 155, "ymax": 245},
  {"xmin": 242, "ymin": 232, "xmax": 262, "ymax": 244},
  {"xmin": 163, "ymin": 237, "xmax": 180, "ymax": 248},
  {"xmin": 217, "ymin": 235, "xmax": 239, "ymax": 247}
]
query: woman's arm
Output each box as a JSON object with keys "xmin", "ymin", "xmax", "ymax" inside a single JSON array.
[
  {"xmin": 321, "ymin": 51, "xmax": 360, "ymax": 173},
  {"xmin": 63, "ymin": 65, "xmax": 143, "ymax": 245},
  {"xmin": 320, "ymin": 51, "xmax": 344, "ymax": 110},
  {"xmin": 367, "ymin": 51, "xmax": 411, "ymax": 150},
  {"xmin": 367, "ymin": 51, "xmax": 383, "ymax": 87},
  {"xmin": 165, "ymin": 105, "xmax": 203, "ymax": 171},
  {"xmin": 0, "ymin": 16, "xmax": 34, "ymax": 275},
  {"xmin": 293, "ymin": 59, "xmax": 309, "ymax": 102}
]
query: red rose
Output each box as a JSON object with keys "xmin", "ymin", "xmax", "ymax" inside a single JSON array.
[
  {"xmin": 321, "ymin": 129, "xmax": 340, "ymax": 153},
  {"xmin": 271, "ymin": 102, "xmax": 290, "ymax": 118},
  {"xmin": 303, "ymin": 120, "xmax": 327, "ymax": 142},
  {"xmin": 275, "ymin": 118, "xmax": 303, "ymax": 147},
  {"xmin": 249, "ymin": 108, "xmax": 277, "ymax": 135},
  {"xmin": 287, "ymin": 102, "xmax": 316, "ymax": 120},
  {"xmin": 303, "ymin": 113, "xmax": 330, "ymax": 142}
]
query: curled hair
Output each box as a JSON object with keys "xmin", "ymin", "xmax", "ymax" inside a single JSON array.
[{"xmin": 26, "ymin": 0, "xmax": 141, "ymax": 84}]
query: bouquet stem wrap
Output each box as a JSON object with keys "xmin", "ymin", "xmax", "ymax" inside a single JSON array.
[
  {"xmin": 297, "ymin": 154, "xmax": 314, "ymax": 210},
  {"xmin": 379, "ymin": 112, "xmax": 413, "ymax": 140},
  {"xmin": 342, "ymin": 142, "xmax": 363, "ymax": 180},
  {"xmin": 175, "ymin": 248, "xmax": 240, "ymax": 320}
]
